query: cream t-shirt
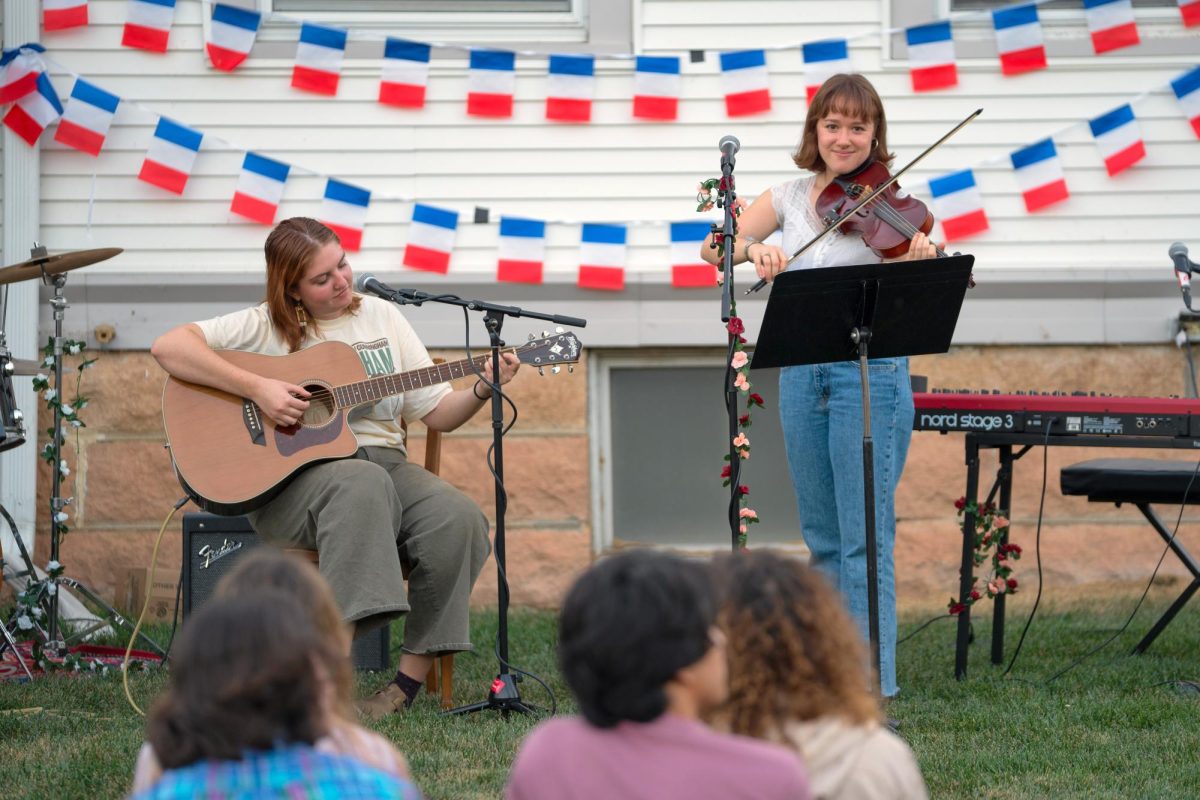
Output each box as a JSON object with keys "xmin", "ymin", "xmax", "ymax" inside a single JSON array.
[{"xmin": 194, "ymin": 294, "xmax": 451, "ymax": 452}]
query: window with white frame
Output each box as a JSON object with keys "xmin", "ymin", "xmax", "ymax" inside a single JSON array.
[
  {"xmin": 260, "ymin": 0, "xmax": 630, "ymax": 51},
  {"xmin": 889, "ymin": 0, "xmax": 1195, "ymax": 61}
]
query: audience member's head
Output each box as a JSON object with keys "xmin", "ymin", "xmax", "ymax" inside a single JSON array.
[
  {"xmin": 146, "ymin": 592, "xmax": 339, "ymax": 770},
  {"xmin": 559, "ymin": 549, "xmax": 724, "ymax": 728},
  {"xmin": 714, "ymin": 549, "xmax": 882, "ymax": 739}
]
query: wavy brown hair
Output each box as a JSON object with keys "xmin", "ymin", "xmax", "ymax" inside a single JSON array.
[
  {"xmin": 264, "ymin": 217, "xmax": 362, "ymax": 352},
  {"xmin": 146, "ymin": 592, "xmax": 337, "ymax": 769},
  {"xmin": 215, "ymin": 548, "xmax": 354, "ymax": 721},
  {"xmin": 711, "ymin": 550, "xmax": 882, "ymax": 742},
  {"xmin": 792, "ymin": 73, "xmax": 893, "ymax": 174}
]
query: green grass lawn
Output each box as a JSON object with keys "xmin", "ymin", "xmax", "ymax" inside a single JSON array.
[{"xmin": 1, "ymin": 588, "xmax": 1197, "ymax": 799}]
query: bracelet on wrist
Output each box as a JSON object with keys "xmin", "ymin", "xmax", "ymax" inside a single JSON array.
[
  {"xmin": 473, "ymin": 380, "xmax": 491, "ymax": 400},
  {"xmin": 746, "ymin": 241, "xmax": 761, "ymax": 259}
]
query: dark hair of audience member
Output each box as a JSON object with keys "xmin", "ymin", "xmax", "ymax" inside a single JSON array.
[
  {"xmin": 214, "ymin": 548, "xmax": 353, "ymax": 719},
  {"xmin": 712, "ymin": 550, "xmax": 882, "ymax": 741},
  {"xmin": 558, "ymin": 549, "xmax": 717, "ymax": 729},
  {"xmin": 145, "ymin": 592, "xmax": 338, "ymax": 769}
]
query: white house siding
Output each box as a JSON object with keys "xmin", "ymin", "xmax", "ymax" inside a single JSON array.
[{"xmin": 23, "ymin": 0, "xmax": 1200, "ymax": 347}]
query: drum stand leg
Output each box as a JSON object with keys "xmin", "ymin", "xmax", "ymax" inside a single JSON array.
[{"xmin": 0, "ymin": 502, "xmax": 37, "ymax": 679}]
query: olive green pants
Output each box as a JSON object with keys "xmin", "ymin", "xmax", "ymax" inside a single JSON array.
[{"xmin": 247, "ymin": 446, "xmax": 491, "ymax": 655}]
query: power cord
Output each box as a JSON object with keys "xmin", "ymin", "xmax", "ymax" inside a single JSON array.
[{"xmin": 122, "ymin": 496, "xmax": 189, "ymax": 716}]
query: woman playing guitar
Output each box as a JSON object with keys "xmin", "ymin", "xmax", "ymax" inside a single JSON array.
[{"xmin": 152, "ymin": 217, "xmax": 520, "ymax": 719}]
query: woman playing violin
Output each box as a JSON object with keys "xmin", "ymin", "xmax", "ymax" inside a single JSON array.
[{"xmin": 700, "ymin": 73, "xmax": 933, "ymax": 699}]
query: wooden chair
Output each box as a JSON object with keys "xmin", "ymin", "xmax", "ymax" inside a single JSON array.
[{"xmin": 287, "ymin": 362, "xmax": 455, "ymax": 709}]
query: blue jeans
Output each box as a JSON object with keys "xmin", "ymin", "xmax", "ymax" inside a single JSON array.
[{"xmin": 779, "ymin": 357, "xmax": 913, "ymax": 697}]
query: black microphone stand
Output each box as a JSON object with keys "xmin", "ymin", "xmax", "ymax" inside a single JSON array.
[
  {"xmin": 372, "ymin": 285, "xmax": 586, "ymax": 716},
  {"xmin": 713, "ymin": 146, "xmax": 743, "ymax": 551}
]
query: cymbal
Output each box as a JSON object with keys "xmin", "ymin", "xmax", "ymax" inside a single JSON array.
[{"xmin": 0, "ymin": 248, "xmax": 122, "ymax": 287}]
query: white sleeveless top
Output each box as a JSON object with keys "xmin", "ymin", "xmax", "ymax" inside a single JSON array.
[{"xmin": 770, "ymin": 175, "xmax": 881, "ymax": 272}]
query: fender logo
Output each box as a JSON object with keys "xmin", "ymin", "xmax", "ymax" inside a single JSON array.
[{"xmin": 197, "ymin": 538, "xmax": 243, "ymax": 569}]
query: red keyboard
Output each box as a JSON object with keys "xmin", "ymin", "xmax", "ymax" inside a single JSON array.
[{"xmin": 913, "ymin": 391, "xmax": 1200, "ymax": 437}]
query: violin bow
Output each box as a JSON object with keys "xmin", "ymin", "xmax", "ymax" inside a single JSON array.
[{"xmin": 745, "ymin": 107, "xmax": 982, "ymax": 295}]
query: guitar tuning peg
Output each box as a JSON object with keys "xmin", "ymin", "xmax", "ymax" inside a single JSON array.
[
  {"xmin": 538, "ymin": 367, "xmax": 545, "ymax": 376},
  {"xmin": 555, "ymin": 326, "xmax": 564, "ymax": 333},
  {"xmin": 551, "ymin": 365, "xmax": 561, "ymax": 375},
  {"xmin": 527, "ymin": 333, "xmax": 535, "ymax": 341},
  {"xmin": 567, "ymin": 365, "xmax": 574, "ymax": 373},
  {"xmin": 541, "ymin": 330, "xmax": 549, "ymax": 338}
]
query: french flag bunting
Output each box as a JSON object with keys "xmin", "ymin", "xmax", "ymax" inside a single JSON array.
[
  {"xmin": 122, "ymin": 0, "xmax": 176, "ymax": 53},
  {"xmin": 497, "ymin": 217, "xmax": 547, "ymax": 284},
  {"xmin": 0, "ymin": 51, "xmax": 41, "ymax": 105},
  {"xmin": 292, "ymin": 22, "xmax": 346, "ymax": 96},
  {"xmin": 1088, "ymin": 104, "xmax": 1145, "ymax": 176},
  {"xmin": 207, "ymin": 3, "xmax": 260, "ymax": 72},
  {"xmin": 1172, "ymin": 66, "xmax": 1200, "ymax": 139},
  {"xmin": 54, "ymin": 78, "xmax": 119, "ymax": 157},
  {"xmin": 632, "ymin": 55, "xmax": 680, "ymax": 121},
  {"xmin": 927, "ymin": 170, "xmax": 989, "ymax": 242},
  {"xmin": 44, "ymin": 1, "xmax": 88, "ymax": 31},
  {"xmin": 379, "ymin": 38, "xmax": 430, "ymax": 109},
  {"xmin": 670, "ymin": 222, "xmax": 717, "ymax": 288},
  {"xmin": 1010, "ymin": 139, "xmax": 1069, "ymax": 213},
  {"xmin": 906, "ymin": 22, "xmax": 957, "ymax": 92},
  {"xmin": 546, "ymin": 54, "xmax": 594, "ymax": 123},
  {"xmin": 230, "ymin": 152, "xmax": 290, "ymax": 225},
  {"xmin": 1083, "ymin": 0, "xmax": 1140, "ymax": 55},
  {"xmin": 720, "ymin": 50, "xmax": 771, "ymax": 117},
  {"xmin": 320, "ymin": 179, "xmax": 371, "ymax": 252},
  {"xmin": 467, "ymin": 50, "xmax": 516, "ymax": 118},
  {"xmin": 992, "ymin": 4, "xmax": 1047, "ymax": 77},
  {"xmin": 578, "ymin": 223, "xmax": 627, "ymax": 291},
  {"xmin": 139, "ymin": 117, "xmax": 202, "ymax": 195},
  {"xmin": 802, "ymin": 40, "xmax": 851, "ymax": 104},
  {"xmin": 404, "ymin": 204, "xmax": 459, "ymax": 274},
  {"xmin": 3, "ymin": 72, "xmax": 63, "ymax": 147},
  {"xmin": 1182, "ymin": 0, "xmax": 1200, "ymax": 27}
]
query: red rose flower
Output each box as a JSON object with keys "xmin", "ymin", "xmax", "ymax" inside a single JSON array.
[
  {"xmin": 738, "ymin": 485, "xmax": 749, "ymax": 495},
  {"xmin": 721, "ymin": 465, "xmax": 732, "ymax": 478},
  {"xmin": 1006, "ymin": 578, "xmax": 1018, "ymax": 590},
  {"xmin": 970, "ymin": 589, "xmax": 981, "ymax": 601},
  {"xmin": 727, "ymin": 317, "xmax": 745, "ymax": 335},
  {"xmin": 1007, "ymin": 544, "xmax": 1023, "ymax": 556},
  {"xmin": 954, "ymin": 497, "xmax": 966, "ymax": 511},
  {"xmin": 749, "ymin": 392, "xmax": 764, "ymax": 406},
  {"xmin": 949, "ymin": 602, "xmax": 967, "ymax": 616},
  {"xmin": 739, "ymin": 414, "xmax": 750, "ymax": 426}
]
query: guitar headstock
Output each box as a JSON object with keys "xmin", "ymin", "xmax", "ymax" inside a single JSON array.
[{"xmin": 516, "ymin": 330, "xmax": 582, "ymax": 375}]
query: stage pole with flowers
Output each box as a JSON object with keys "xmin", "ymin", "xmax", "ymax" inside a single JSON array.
[{"xmin": 699, "ymin": 159, "xmax": 761, "ymax": 550}]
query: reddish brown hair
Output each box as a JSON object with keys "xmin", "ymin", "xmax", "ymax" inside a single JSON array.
[
  {"xmin": 792, "ymin": 73, "xmax": 893, "ymax": 174},
  {"xmin": 710, "ymin": 550, "xmax": 882, "ymax": 743},
  {"xmin": 263, "ymin": 217, "xmax": 361, "ymax": 352}
]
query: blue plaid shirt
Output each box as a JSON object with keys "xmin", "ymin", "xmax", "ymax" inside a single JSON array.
[{"xmin": 131, "ymin": 744, "xmax": 420, "ymax": 799}]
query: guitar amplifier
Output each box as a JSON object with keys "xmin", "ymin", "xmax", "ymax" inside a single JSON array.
[{"xmin": 181, "ymin": 513, "xmax": 390, "ymax": 671}]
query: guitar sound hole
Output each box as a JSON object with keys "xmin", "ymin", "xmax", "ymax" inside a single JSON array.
[{"xmin": 299, "ymin": 383, "xmax": 336, "ymax": 427}]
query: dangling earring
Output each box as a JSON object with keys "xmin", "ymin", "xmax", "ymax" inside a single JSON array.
[
  {"xmin": 872, "ymin": 138, "xmax": 879, "ymax": 150},
  {"xmin": 294, "ymin": 300, "xmax": 307, "ymax": 329}
]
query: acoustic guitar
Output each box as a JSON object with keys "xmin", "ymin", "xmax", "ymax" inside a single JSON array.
[{"xmin": 161, "ymin": 331, "xmax": 581, "ymax": 515}]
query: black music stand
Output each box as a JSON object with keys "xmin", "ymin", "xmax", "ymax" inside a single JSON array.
[{"xmin": 751, "ymin": 255, "xmax": 973, "ymax": 688}]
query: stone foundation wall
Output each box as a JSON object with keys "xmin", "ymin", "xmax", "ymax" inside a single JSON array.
[{"xmin": 26, "ymin": 344, "xmax": 1200, "ymax": 614}]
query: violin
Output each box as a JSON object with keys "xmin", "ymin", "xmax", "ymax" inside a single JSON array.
[{"xmin": 816, "ymin": 159, "xmax": 948, "ymax": 260}]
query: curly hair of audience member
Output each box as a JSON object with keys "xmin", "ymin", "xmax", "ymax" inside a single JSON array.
[
  {"xmin": 712, "ymin": 551, "xmax": 882, "ymax": 740},
  {"xmin": 146, "ymin": 592, "xmax": 340, "ymax": 769}
]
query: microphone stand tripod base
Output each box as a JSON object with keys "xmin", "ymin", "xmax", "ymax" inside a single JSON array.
[{"xmin": 442, "ymin": 673, "xmax": 540, "ymax": 717}]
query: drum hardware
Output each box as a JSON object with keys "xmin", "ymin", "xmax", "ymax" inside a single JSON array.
[{"xmin": 0, "ymin": 244, "xmax": 162, "ymax": 668}]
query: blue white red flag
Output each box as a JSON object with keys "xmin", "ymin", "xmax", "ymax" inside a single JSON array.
[
  {"xmin": 497, "ymin": 217, "xmax": 547, "ymax": 284},
  {"xmin": 633, "ymin": 56, "xmax": 680, "ymax": 121},
  {"xmin": 802, "ymin": 40, "xmax": 850, "ymax": 104},
  {"xmin": 1010, "ymin": 139, "xmax": 1069, "ymax": 213},
  {"xmin": 379, "ymin": 39, "xmax": 430, "ymax": 109},
  {"xmin": 928, "ymin": 170, "xmax": 989, "ymax": 242},
  {"xmin": 139, "ymin": 117, "xmax": 202, "ymax": 194},
  {"xmin": 320, "ymin": 180, "xmax": 371, "ymax": 252},
  {"xmin": 468, "ymin": 50, "xmax": 516, "ymax": 118},
  {"xmin": 1088, "ymin": 104, "xmax": 1145, "ymax": 176},
  {"xmin": 546, "ymin": 55, "xmax": 594, "ymax": 123},
  {"xmin": 3, "ymin": 72, "xmax": 63, "ymax": 146},
  {"xmin": 405, "ymin": 204, "xmax": 459, "ymax": 274},
  {"xmin": 54, "ymin": 78, "xmax": 119, "ymax": 157},
  {"xmin": 206, "ymin": 3, "xmax": 260, "ymax": 72},
  {"xmin": 122, "ymin": 0, "xmax": 176, "ymax": 53},
  {"xmin": 578, "ymin": 223, "xmax": 627, "ymax": 291},
  {"xmin": 992, "ymin": 4, "xmax": 1046, "ymax": 76},
  {"xmin": 906, "ymin": 22, "xmax": 957, "ymax": 92},
  {"xmin": 231, "ymin": 152, "xmax": 290, "ymax": 225},
  {"xmin": 292, "ymin": 22, "xmax": 346, "ymax": 96},
  {"xmin": 720, "ymin": 50, "xmax": 771, "ymax": 117},
  {"xmin": 1083, "ymin": 0, "xmax": 1140, "ymax": 55},
  {"xmin": 669, "ymin": 221, "xmax": 717, "ymax": 288}
]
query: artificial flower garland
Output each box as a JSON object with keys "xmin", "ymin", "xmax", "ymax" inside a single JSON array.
[
  {"xmin": 947, "ymin": 497, "xmax": 1022, "ymax": 615},
  {"xmin": 698, "ymin": 178, "xmax": 763, "ymax": 547}
]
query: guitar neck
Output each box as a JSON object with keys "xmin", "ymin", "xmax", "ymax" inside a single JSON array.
[{"xmin": 335, "ymin": 350, "xmax": 512, "ymax": 409}]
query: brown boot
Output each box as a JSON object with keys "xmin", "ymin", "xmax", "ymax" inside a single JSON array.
[{"xmin": 355, "ymin": 683, "xmax": 410, "ymax": 721}]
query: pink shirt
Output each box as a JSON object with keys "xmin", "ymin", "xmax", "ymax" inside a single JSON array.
[{"xmin": 506, "ymin": 713, "xmax": 810, "ymax": 800}]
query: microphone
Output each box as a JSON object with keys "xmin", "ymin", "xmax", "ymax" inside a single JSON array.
[
  {"xmin": 1171, "ymin": 242, "xmax": 1193, "ymax": 311},
  {"xmin": 718, "ymin": 134, "xmax": 740, "ymax": 159},
  {"xmin": 354, "ymin": 272, "xmax": 409, "ymax": 301}
]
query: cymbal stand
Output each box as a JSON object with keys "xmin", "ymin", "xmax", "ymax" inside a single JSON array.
[{"xmin": 15, "ymin": 271, "xmax": 164, "ymax": 660}]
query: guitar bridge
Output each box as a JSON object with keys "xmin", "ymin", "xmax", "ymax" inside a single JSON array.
[{"xmin": 243, "ymin": 399, "xmax": 265, "ymax": 447}]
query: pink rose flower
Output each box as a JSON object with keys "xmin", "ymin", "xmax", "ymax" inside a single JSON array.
[
  {"xmin": 993, "ymin": 515, "xmax": 1009, "ymax": 528},
  {"xmin": 734, "ymin": 373, "xmax": 749, "ymax": 391},
  {"xmin": 731, "ymin": 351, "xmax": 749, "ymax": 369},
  {"xmin": 739, "ymin": 508, "xmax": 758, "ymax": 521},
  {"xmin": 739, "ymin": 524, "xmax": 747, "ymax": 534},
  {"xmin": 988, "ymin": 577, "xmax": 1006, "ymax": 595},
  {"xmin": 733, "ymin": 433, "xmax": 749, "ymax": 449}
]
